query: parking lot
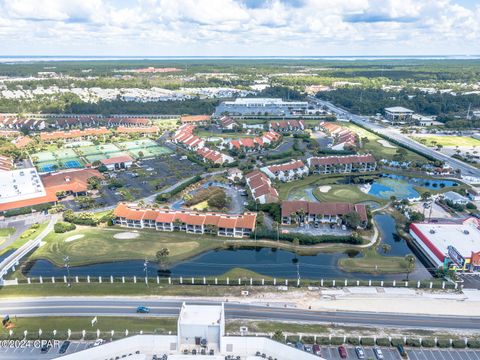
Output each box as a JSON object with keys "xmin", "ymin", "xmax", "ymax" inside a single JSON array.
[
  {"xmin": 0, "ymin": 340, "xmax": 89, "ymax": 359},
  {"xmin": 319, "ymin": 346, "xmax": 401, "ymax": 359}
]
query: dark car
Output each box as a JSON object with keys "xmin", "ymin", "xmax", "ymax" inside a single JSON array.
[
  {"xmin": 136, "ymin": 306, "xmax": 150, "ymax": 313},
  {"xmin": 59, "ymin": 341, "xmax": 70, "ymax": 354},
  {"xmin": 312, "ymin": 344, "xmax": 322, "ymax": 356},
  {"xmin": 397, "ymin": 344, "xmax": 407, "ymax": 358},
  {"xmin": 40, "ymin": 344, "xmax": 51, "ymax": 353},
  {"xmin": 295, "ymin": 342, "xmax": 304, "ymax": 350},
  {"xmin": 338, "ymin": 345, "xmax": 348, "ymax": 358}
]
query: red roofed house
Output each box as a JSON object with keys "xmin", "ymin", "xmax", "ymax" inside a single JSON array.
[
  {"xmin": 307, "ymin": 154, "xmax": 377, "ymax": 174},
  {"xmin": 12, "ymin": 135, "xmax": 32, "ymax": 148},
  {"xmin": 181, "ymin": 115, "xmax": 211, "ymax": 125},
  {"xmin": 269, "ymin": 120, "xmax": 305, "ymax": 133},
  {"xmin": 41, "ymin": 169, "xmax": 104, "ymax": 197},
  {"xmin": 100, "ymin": 155, "xmax": 134, "ymax": 171},
  {"xmin": 281, "ymin": 200, "xmax": 368, "ymax": 228},
  {"xmin": 245, "ymin": 170, "xmax": 279, "ymax": 204},
  {"xmin": 113, "ymin": 203, "xmax": 257, "ymax": 238},
  {"xmin": 261, "ymin": 160, "xmax": 309, "ymax": 182},
  {"xmin": 219, "ymin": 116, "xmax": 238, "ymax": 130}
]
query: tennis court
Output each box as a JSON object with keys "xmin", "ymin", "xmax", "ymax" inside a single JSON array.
[
  {"xmin": 52, "ymin": 148, "xmax": 78, "ymax": 159},
  {"xmin": 117, "ymin": 139, "xmax": 158, "ymax": 150},
  {"xmin": 116, "ymin": 140, "xmax": 172, "ymax": 159},
  {"xmin": 61, "ymin": 159, "xmax": 84, "ymax": 169},
  {"xmin": 32, "ymin": 151, "xmax": 56, "ymax": 162},
  {"xmin": 77, "ymin": 144, "xmax": 121, "ymax": 157},
  {"xmin": 37, "ymin": 162, "xmax": 58, "ymax": 173}
]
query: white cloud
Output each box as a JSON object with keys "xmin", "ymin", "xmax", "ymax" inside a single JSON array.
[{"xmin": 0, "ymin": 0, "xmax": 478, "ymax": 56}]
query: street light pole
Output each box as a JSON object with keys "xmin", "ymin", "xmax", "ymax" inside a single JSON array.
[
  {"xmin": 63, "ymin": 256, "xmax": 70, "ymax": 287},
  {"xmin": 144, "ymin": 259, "xmax": 149, "ymax": 287}
]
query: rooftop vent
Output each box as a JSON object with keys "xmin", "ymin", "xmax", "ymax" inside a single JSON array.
[{"xmin": 429, "ymin": 229, "xmax": 436, "ymax": 234}]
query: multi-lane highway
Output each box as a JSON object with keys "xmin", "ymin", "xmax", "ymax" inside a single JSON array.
[
  {"xmin": 313, "ymin": 97, "xmax": 480, "ymax": 179},
  {"xmin": 1, "ymin": 297, "xmax": 480, "ymax": 331}
]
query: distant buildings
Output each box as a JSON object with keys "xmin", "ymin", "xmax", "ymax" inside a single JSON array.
[
  {"xmin": 281, "ymin": 200, "xmax": 368, "ymax": 228},
  {"xmin": 226, "ymin": 131, "xmax": 281, "ymax": 152},
  {"xmin": 100, "ymin": 155, "xmax": 134, "ymax": 171},
  {"xmin": 215, "ymin": 98, "xmax": 309, "ymax": 117},
  {"xmin": 410, "ymin": 218, "xmax": 480, "ymax": 271},
  {"xmin": 40, "ymin": 127, "xmax": 109, "ymax": 143},
  {"xmin": 114, "ymin": 203, "xmax": 257, "ymax": 238},
  {"xmin": 384, "ymin": 107, "xmax": 415, "ymax": 124},
  {"xmin": 442, "ymin": 191, "xmax": 469, "ymax": 205},
  {"xmin": 269, "ymin": 120, "xmax": 306, "ymax": 133},
  {"xmin": 307, "ymin": 154, "xmax": 377, "ymax": 175},
  {"xmin": 245, "ymin": 170, "xmax": 279, "ymax": 204},
  {"xmin": 261, "ymin": 160, "xmax": 309, "ymax": 182}
]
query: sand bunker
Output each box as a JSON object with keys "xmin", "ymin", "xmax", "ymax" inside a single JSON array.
[
  {"xmin": 114, "ymin": 232, "xmax": 139, "ymax": 239},
  {"xmin": 318, "ymin": 186, "xmax": 332, "ymax": 193},
  {"xmin": 377, "ymin": 139, "xmax": 396, "ymax": 148},
  {"xmin": 65, "ymin": 234, "xmax": 85, "ymax": 242}
]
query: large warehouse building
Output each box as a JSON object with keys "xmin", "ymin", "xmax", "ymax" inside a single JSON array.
[{"xmin": 409, "ymin": 218, "xmax": 480, "ymax": 271}]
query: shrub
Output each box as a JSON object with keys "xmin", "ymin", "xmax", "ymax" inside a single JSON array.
[
  {"xmin": 361, "ymin": 338, "xmax": 375, "ymax": 346},
  {"xmin": 286, "ymin": 335, "xmax": 299, "ymax": 343},
  {"xmin": 467, "ymin": 340, "xmax": 480, "ymax": 348},
  {"xmin": 376, "ymin": 338, "xmax": 391, "ymax": 347},
  {"xmin": 347, "ymin": 337, "xmax": 360, "ymax": 345},
  {"xmin": 437, "ymin": 339, "xmax": 450, "ymax": 348},
  {"xmin": 330, "ymin": 337, "xmax": 344, "ymax": 345},
  {"xmin": 54, "ymin": 222, "xmax": 76, "ymax": 233},
  {"xmin": 390, "ymin": 338, "xmax": 404, "ymax": 347},
  {"xmin": 302, "ymin": 336, "xmax": 314, "ymax": 344},
  {"xmin": 452, "ymin": 339, "xmax": 466, "ymax": 349},
  {"xmin": 421, "ymin": 339, "xmax": 435, "ymax": 347},
  {"xmin": 252, "ymin": 229, "xmax": 362, "ymax": 245},
  {"xmin": 316, "ymin": 337, "xmax": 330, "ymax": 345},
  {"xmin": 271, "ymin": 330, "xmax": 284, "ymax": 343},
  {"xmin": 155, "ymin": 175, "xmax": 202, "ymax": 203},
  {"xmin": 406, "ymin": 339, "xmax": 421, "ymax": 347}
]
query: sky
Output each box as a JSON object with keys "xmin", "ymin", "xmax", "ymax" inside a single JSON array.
[{"xmin": 0, "ymin": 0, "xmax": 479, "ymax": 56}]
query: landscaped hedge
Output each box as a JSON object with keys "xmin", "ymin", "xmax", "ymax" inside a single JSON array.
[
  {"xmin": 286, "ymin": 335, "xmax": 300, "ymax": 343},
  {"xmin": 452, "ymin": 339, "xmax": 466, "ymax": 349},
  {"xmin": 54, "ymin": 222, "xmax": 76, "ymax": 233},
  {"xmin": 3, "ymin": 203, "xmax": 53, "ymax": 217},
  {"xmin": 360, "ymin": 338, "xmax": 375, "ymax": 346},
  {"xmin": 376, "ymin": 338, "xmax": 391, "ymax": 347},
  {"xmin": 316, "ymin": 337, "xmax": 330, "ymax": 345},
  {"xmin": 347, "ymin": 337, "xmax": 360, "ymax": 345},
  {"xmin": 406, "ymin": 339, "xmax": 421, "ymax": 347},
  {"xmin": 437, "ymin": 339, "xmax": 451, "ymax": 348},
  {"xmin": 468, "ymin": 340, "xmax": 480, "ymax": 348},
  {"xmin": 421, "ymin": 339, "xmax": 435, "ymax": 347},
  {"xmin": 390, "ymin": 338, "xmax": 404, "ymax": 347},
  {"xmin": 252, "ymin": 229, "xmax": 362, "ymax": 245},
  {"xmin": 330, "ymin": 337, "xmax": 344, "ymax": 345},
  {"xmin": 302, "ymin": 336, "xmax": 314, "ymax": 344},
  {"xmin": 155, "ymin": 175, "xmax": 202, "ymax": 202}
]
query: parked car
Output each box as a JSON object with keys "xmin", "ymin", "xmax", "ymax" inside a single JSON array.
[
  {"xmin": 296, "ymin": 342, "xmax": 304, "ymax": 350},
  {"xmin": 59, "ymin": 341, "xmax": 70, "ymax": 354},
  {"xmin": 93, "ymin": 339, "xmax": 104, "ymax": 347},
  {"xmin": 373, "ymin": 347, "xmax": 384, "ymax": 359},
  {"xmin": 136, "ymin": 306, "xmax": 150, "ymax": 313},
  {"xmin": 40, "ymin": 344, "xmax": 51, "ymax": 353},
  {"xmin": 355, "ymin": 346, "xmax": 365, "ymax": 359},
  {"xmin": 304, "ymin": 344, "xmax": 313, "ymax": 353},
  {"xmin": 338, "ymin": 345, "xmax": 348, "ymax": 358},
  {"xmin": 312, "ymin": 344, "xmax": 322, "ymax": 356},
  {"xmin": 397, "ymin": 344, "xmax": 408, "ymax": 358}
]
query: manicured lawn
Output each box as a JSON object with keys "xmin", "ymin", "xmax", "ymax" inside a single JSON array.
[
  {"xmin": 30, "ymin": 226, "xmax": 224, "ymax": 267},
  {"xmin": 411, "ymin": 135, "xmax": 480, "ymax": 148},
  {"xmin": 313, "ymin": 184, "xmax": 385, "ymax": 205},
  {"xmin": 0, "ymin": 228, "xmax": 15, "ymax": 237},
  {"xmin": 0, "ymin": 222, "xmax": 50, "ymax": 256},
  {"xmin": 342, "ymin": 123, "xmax": 427, "ymax": 162},
  {"xmin": 338, "ymin": 248, "xmax": 413, "ymax": 274},
  {"xmin": 0, "ymin": 316, "xmax": 177, "ymax": 340}
]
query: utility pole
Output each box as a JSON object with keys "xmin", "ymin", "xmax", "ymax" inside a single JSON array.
[
  {"xmin": 144, "ymin": 259, "xmax": 149, "ymax": 287},
  {"xmin": 63, "ymin": 256, "xmax": 70, "ymax": 287}
]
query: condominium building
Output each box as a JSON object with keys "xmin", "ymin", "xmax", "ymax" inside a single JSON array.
[
  {"xmin": 113, "ymin": 203, "xmax": 257, "ymax": 238},
  {"xmin": 261, "ymin": 160, "xmax": 309, "ymax": 182},
  {"xmin": 215, "ymin": 98, "xmax": 309, "ymax": 116},
  {"xmin": 245, "ymin": 170, "xmax": 279, "ymax": 204},
  {"xmin": 307, "ymin": 154, "xmax": 377, "ymax": 174}
]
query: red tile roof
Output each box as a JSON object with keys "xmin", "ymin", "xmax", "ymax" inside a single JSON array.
[{"xmin": 100, "ymin": 155, "xmax": 134, "ymax": 166}]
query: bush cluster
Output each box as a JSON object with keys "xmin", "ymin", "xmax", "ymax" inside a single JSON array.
[{"xmin": 54, "ymin": 222, "xmax": 77, "ymax": 233}]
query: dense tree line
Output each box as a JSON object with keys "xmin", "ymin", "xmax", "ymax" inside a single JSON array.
[{"xmin": 316, "ymin": 88, "xmax": 480, "ymax": 122}]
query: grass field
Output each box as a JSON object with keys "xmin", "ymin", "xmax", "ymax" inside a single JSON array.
[
  {"xmin": 338, "ymin": 247, "xmax": 413, "ymax": 274},
  {"xmin": 0, "ymin": 228, "xmax": 15, "ymax": 247},
  {"xmin": 30, "ymin": 226, "xmax": 225, "ymax": 267},
  {"xmin": 0, "ymin": 316, "xmax": 177, "ymax": 340},
  {"xmin": 313, "ymin": 184, "xmax": 386, "ymax": 205},
  {"xmin": 411, "ymin": 135, "xmax": 480, "ymax": 148},
  {"xmin": 342, "ymin": 123, "xmax": 427, "ymax": 162}
]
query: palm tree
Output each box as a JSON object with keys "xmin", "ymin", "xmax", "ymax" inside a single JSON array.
[
  {"xmin": 404, "ymin": 254, "xmax": 416, "ymax": 281},
  {"xmin": 156, "ymin": 248, "xmax": 170, "ymax": 270}
]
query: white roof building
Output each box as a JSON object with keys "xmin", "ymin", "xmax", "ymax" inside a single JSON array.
[
  {"xmin": 443, "ymin": 191, "xmax": 469, "ymax": 205},
  {"xmin": 0, "ymin": 168, "xmax": 46, "ymax": 205}
]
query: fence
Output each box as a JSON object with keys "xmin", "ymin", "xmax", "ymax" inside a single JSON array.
[{"xmin": 10, "ymin": 275, "xmax": 459, "ymax": 290}]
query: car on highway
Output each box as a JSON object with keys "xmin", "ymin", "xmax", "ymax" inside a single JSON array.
[
  {"xmin": 136, "ymin": 306, "xmax": 150, "ymax": 313},
  {"xmin": 312, "ymin": 344, "xmax": 322, "ymax": 356},
  {"xmin": 355, "ymin": 346, "xmax": 365, "ymax": 359},
  {"xmin": 93, "ymin": 339, "xmax": 104, "ymax": 347},
  {"xmin": 373, "ymin": 347, "xmax": 384, "ymax": 359},
  {"xmin": 338, "ymin": 345, "xmax": 348, "ymax": 358},
  {"xmin": 59, "ymin": 341, "xmax": 71, "ymax": 354}
]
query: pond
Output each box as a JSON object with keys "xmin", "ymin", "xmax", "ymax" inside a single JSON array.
[
  {"xmin": 24, "ymin": 215, "xmax": 432, "ymax": 281},
  {"xmin": 367, "ymin": 173, "xmax": 458, "ymax": 200}
]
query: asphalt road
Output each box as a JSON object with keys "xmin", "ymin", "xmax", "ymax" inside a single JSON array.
[
  {"xmin": 313, "ymin": 97, "xmax": 480, "ymax": 178},
  {"xmin": 1, "ymin": 297, "xmax": 480, "ymax": 331}
]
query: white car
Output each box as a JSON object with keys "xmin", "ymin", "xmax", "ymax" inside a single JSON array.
[
  {"xmin": 373, "ymin": 347, "xmax": 384, "ymax": 359},
  {"xmin": 93, "ymin": 339, "xmax": 104, "ymax": 347}
]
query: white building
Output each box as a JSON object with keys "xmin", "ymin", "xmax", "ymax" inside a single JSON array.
[
  {"xmin": 0, "ymin": 168, "xmax": 46, "ymax": 205},
  {"xmin": 261, "ymin": 160, "xmax": 309, "ymax": 182},
  {"xmin": 57, "ymin": 303, "xmax": 323, "ymax": 360},
  {"xmin": 442, "ymin": 191, "xmax": 469, "ymax": 205},
  {"xmin": 215, "ymin": 98, "xmax": 309, "ymax": 117},
  {"xmin": 100, "ymin": 155, "xmax": 134, "ymax": 171},
  {"xmin": 384, "ymin": 106, "xmax": 415, "ymax": 123}
]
